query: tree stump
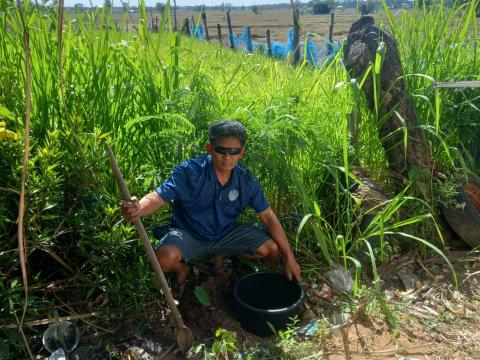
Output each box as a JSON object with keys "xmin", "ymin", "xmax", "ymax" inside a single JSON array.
[{"xmin": 343, "ymin": 16, "xmax": 434, "ymax": 178}]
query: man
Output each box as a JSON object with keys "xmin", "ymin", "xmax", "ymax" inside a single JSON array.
[{"xmin": 122, "ymin": 120, "xmax": 301, "ymax": 296}]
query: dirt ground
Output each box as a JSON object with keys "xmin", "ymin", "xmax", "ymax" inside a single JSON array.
[
  {"xmin": 94, "ymin": 248, "xmax": 480, "ymax": 360},
  {"xmin": 104, "ymin": 9, "xmax": 389, "ymax": 42},
  {"xmin": 172, "ymin": 9, "xmax": 384, "ymax": 42}
]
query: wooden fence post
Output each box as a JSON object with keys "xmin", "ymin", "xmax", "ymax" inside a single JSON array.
[
  {"xmin": 246, "ymin": 26, "xmax": 253, "ymax": 52},
  {"xmin": 183, "ymin": 18, "xmax": 191, "ymax": 36},
  {"xmin": 202, "ymin": 11, "xmax": 209, "ymax": 41},
  {"xmin": 226, "ymin": 10, "xmax": 235, "ymax": 49},
  {"xmin": 328, "ymin": 11, "xmax": 335, "ymax": 48},
  {"xmin": 292, "ymin": 8, "xmax": 300, "ymax": 65},
  {"xmin": 217, "ymin": 24, "xmax": 222, "ymax": 45},
  {"xmin": 328, "ymin": 11, "xmax": 335, "ymax": 43},
  {"xmin": 266, "ymin": 28, "xmax": 272, "ymax": 56}
]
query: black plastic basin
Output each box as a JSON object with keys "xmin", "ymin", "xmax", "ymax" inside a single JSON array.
[{"xmin": 233, "ymin": 271, "xmax": 304, "ymax": 337}]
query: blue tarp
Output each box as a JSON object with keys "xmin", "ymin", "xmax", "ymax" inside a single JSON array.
[
  {"xmin": 191, "ymin": 24, "xmax": 205, "ymax": 40},
  {"xmin": 188, "ymin": 25, "xmax": 341, "ymax": 67}
]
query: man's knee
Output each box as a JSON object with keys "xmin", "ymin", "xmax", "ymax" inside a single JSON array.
[
  {"xmin": 256, "ymin": 239, "xmax": 279, "ymax": 258},
  {"xmin": 156, "ymin": 245, "xmax": 182, "ymax": 271}
]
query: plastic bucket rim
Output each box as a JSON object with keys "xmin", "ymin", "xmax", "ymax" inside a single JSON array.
[
  {"xmin": 233, "ymin": 271, "xmax": 305, "ymax": 315},
  {"xmin": 441, "ymin": 171, "xmax": 480, "ymax": 226}
]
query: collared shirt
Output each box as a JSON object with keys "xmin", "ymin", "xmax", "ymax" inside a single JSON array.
[{"xmin": 156, "ymin": 154, "xmax": 269, "ymax": 242}]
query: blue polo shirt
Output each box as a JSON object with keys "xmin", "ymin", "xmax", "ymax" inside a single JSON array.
[{"xmin": 156, "ymin": 155, "xmax": 269, "ymax": 242}]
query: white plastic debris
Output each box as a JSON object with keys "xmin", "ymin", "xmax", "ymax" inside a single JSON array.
[
  {"xmin": 325, "ymin": 265, "xmax": 354, "ymax": 293},
  {"xmin": 48, "ymin": 348, "xmax": 66, "ymax": 360},
  {"xmin": 42, "ymin": 321, "xmax": 79, "ymax": 355}
]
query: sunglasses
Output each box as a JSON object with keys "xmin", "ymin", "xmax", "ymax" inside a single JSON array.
[{"xmin": 213, "ymin": 146, "xmax": 242, "ymax": 156}]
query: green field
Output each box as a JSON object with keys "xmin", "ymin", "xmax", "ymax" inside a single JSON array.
[{"xmin": 1, "ymin": 0, "xmax": 479, "ymax": 358}]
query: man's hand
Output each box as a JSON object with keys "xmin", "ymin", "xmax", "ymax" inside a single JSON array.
[
  {"xmin": 121, "ymin": 196, "xmax": 142, "ymax": 222},
  {"xmin": 285, "ymin": 255, "xmax": 302, "ymax": 282}
]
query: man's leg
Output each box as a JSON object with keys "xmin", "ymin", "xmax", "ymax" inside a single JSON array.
[
  {"xmin": 155, "ymin": 245, "xmax": 188, "ymax": 295},
  {"xmin": 214, "ymin": 238, "xmax": 280, "ymax": 271},
  {"xmin": 155, "ymin": 228, "xmax": 209, "ymax": 296},
  {"xmin": 253, "ymin": 238, "xmax": 280, "ymax": 258}
]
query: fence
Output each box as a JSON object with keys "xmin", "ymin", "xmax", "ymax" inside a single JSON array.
[{"xmin": 149, "ymin": 8, "xmax": 342, "ymax": 68}]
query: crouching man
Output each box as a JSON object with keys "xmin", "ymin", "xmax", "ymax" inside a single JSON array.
[{"xmin": 121, "ymin": 120, "xmax": 301, "ymax": 296}]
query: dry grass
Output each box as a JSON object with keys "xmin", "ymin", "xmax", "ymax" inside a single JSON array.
[
  {"xmin": 76, "ymin": 8, "xmax": 480, "ymax": 44},
  {"xmin": 101, "ymin": 9, "xmax": 390, "ymax": 42},
  {"xmin": 174, "ymin": 9, "xmax": 385, "ymax": 42}
]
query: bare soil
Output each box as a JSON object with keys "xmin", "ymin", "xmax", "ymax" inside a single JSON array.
[
  {"xmin": 104, "ymin": 249, "xmax": 480, "ymax": 359},
  {"xmin": 102, "ymin": 8, "xmax": 480, "ymax": 43}
]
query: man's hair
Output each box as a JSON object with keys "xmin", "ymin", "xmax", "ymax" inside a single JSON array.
[{"xmin": 208, "ymin": 120, "xmax": 247, "ymax": 147}]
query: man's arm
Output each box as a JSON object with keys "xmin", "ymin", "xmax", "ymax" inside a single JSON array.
[
  {"xmin": 121, "ymin": 192, "xmax": 166, "ymax": 222},
  {"xmin": 258, "ymin": 207, "xmax": 302, "ymax": 282}
]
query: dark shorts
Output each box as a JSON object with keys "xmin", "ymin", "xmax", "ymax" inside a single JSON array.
[{"xmin": 155, "ymin": 225, "xmax": 270, "ymax": 262}]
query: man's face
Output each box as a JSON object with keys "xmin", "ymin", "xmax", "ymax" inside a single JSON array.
[{"xmin": 209, "ymin": 136, "xmax": 245, "ymax": 173}]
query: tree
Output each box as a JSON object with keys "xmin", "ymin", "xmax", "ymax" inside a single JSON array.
[
  {"xmin": 251, "ymin": 5, "xmax": 261, "ymax": 14},
  {"xmin": 156, "ymin": 2, "xmax": 165, "ymax": 13},
  {"xmin": 104, "ymin": 0, "xmax": 112, "ymax": 11},
  {"xmin": 311, "ymin": 1, "xmax": 331, "ymax": 14},
  {"xmin": 74, "ymin": 3, "xmax": 84, "ymax": 12},
  {"xmin": 359, "ymin": 3, "xmax": 370, "ymax": 14}
]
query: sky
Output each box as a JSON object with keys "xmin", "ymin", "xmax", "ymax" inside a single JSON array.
[{"xmin": 65, "ymin": 0, "xmax": 294, "ymax": 7}]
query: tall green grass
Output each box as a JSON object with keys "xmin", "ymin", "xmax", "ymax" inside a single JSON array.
[{"xmin": 0, "ymin": 0, "xmax": 478, "ymax": 356}]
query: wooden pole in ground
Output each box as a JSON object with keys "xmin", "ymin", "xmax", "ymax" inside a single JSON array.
[
  {"xmin": 292, "ymin": 8, "xmax": 300, "ymax": 64},
  {"xmin": 246, "ymin": 26, "xmax": 253, "ymax": 52},
  {"xmin": 173, "ymin": 0, "xmax": 177, "ymax": 31},
  {"xmin": 226, "ymin": 10, "xmax": 235, "ymax": 49},
  {"xmin": 329, "ymin": 12, "xmax": 334, "ymax": 42},
  {"xmin": 217, "ymin": 23, "xmax": 222, "ymax": 45},
  {"xmin": 327, "ymin": 11, "xmax": 335, "ymax": 53},
  {"xmin": 202, "ymin": 10, "xmax": 209, "ymax": 41},
  {"xmin": 183, "ymin": 18, "xmax": 190, "ymax": 36},
  {"xmin": 266, "ymin": 29, "xmax": 272, "ymax": 57}
]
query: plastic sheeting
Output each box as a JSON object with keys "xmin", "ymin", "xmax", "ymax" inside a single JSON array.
[
  {"xmin": 187, "ymin": 25, "xmax": 342, "ymax": 68},
  {"xmin": 190, "ymin": 23, "xmax": 205, "ymax": 40}
]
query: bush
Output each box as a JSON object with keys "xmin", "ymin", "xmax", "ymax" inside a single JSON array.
[{"xmin": 311, "ymin": 1, "xmax": 332, "ymax": 14}]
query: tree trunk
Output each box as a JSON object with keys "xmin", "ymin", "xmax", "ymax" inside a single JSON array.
[{"xmin": 343, "ymin": 16, "xmax": 434, "ymax": 178}]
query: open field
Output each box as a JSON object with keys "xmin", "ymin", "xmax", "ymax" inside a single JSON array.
[
  {"xmin": 102, "ymin": 7, "xmax": 480, "ymax": 42},
  {"xmin": 174, "ymin": 9, "xmax": 388, "ymax": 41}
]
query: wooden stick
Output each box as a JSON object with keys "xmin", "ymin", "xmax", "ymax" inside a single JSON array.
[
  {"xmin": 266, "ymin": 29, "xmax": 272, "ymax": 57},
  {"xmin": 16, "ymin": 0, "xmax": 33, "ymax": 357},
  {"xmin": 14, "ymin": 314, "xmax": 34, "ymax": 360},
  {"xmin": 201, "ymin": 10, "xmax": 209, "ymax": 41},
  {"xmin": 292, "ymin": 8, "xmax": 300, "ymax": 64},
  {"xmin": 183, "ymin": 18, "xmax": 190, "ymax": 36},
  {"xmin": 226, "ymin": 10, "xmax": 235, "ymax": 49},
  {"xmin": 1, "ymin": 312, "xmax": 99, "ymax": 329},
  {"xmin": 328, "ymin": 11, "xmax": 334, "ymax": 43},
  {"xmin": 246, "ymin": 26, "xmax": 253, "ymax": 52},
  {"xmin": 217, "ymin": 23, "xmax": 222, "ymax": 45},
  {"xmin": 104, "ymin": 143, "xmax": 187, "ymax": 330}
]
